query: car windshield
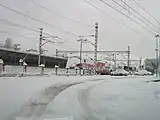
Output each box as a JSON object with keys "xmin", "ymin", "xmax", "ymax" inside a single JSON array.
[{"xmin": 0, "ymin": 0, "xmax": 160, "ymax": 120}]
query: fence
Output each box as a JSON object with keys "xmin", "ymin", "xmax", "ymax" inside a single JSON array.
[{"xmin": 0, "ymin": 65, "xmax": 95, "ymax": 77}]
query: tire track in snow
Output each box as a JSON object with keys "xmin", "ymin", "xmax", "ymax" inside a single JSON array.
[
  {"xmin": 9, "ymin": 78, "xmax": 106, "ymax": 120},
  {"xmin": 78, "ymin": 80, "xmax": 107, "ymax": 120}
]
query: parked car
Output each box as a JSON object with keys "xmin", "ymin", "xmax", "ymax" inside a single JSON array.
[
  {"xmin": 111, "ymin": 69, "xmax": 129, "ymax": 76},
  {"xmin": 136, "ymin": 70, "xmax": 151, "ymax": 76},
  {"xmin": 96, "ymin": 69, "xmax": 110, "ymax": 75},
  {"xmin": 147, "ymin": 71, "xmax": 153, "ymax": 75}
]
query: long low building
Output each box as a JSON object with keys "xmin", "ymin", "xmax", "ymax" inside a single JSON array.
[{"xmin": 0, "ymin": 48, "xmax": 67, "ymax": 68}]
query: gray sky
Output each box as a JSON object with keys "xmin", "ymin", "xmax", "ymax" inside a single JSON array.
[{"xmin": 0, "ymin": 0, "xmax": 160, "ymax": 59}]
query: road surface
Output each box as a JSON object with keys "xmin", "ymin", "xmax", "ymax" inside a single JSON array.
[
  {"xmin": 0, "ymin": 75, "xmax": 160, "ymax": 120},
  {"xmin": 43, "ymin": 76, "xmax": 160, "ymax": 120}
]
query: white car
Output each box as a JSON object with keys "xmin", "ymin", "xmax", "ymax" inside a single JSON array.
[
  {"xmin": 111, "ymin": 69, "xmax": 129, "ymax": 76},
  {"xmin": 147, "ymin": 71, "xmax": 153, "ymax": 75},
  {"xmin": 136, "ymin": 70, "xmax": 151, "ymax": 76}
]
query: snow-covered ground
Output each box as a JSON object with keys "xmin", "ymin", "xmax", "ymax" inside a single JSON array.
[
  {"xmin": 38, "ymin": 76, "xmax": 159, "ymax": 120},
  {"xmin": 0, "ymin": 75, "xmax": 108, "ymax": 120},
  {"xmin": 0, "ymin": 75, "xmax": 159, "ymax": 120}
]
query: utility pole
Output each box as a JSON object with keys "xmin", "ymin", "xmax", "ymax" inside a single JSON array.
[
  {"xmin": 114, "ymin": 53, "xmax": 117, "ymax": 70},
  {"xmin": 158, "ymin": 35, "xmax": 160, "ymax": 78},
  {"xmin": 155, "ymin": 34, "xmax": 159, "ymax": 77},
  {"xmin": 77, "ymin": 37, "xmax": 86, "ymax": 75},
  {"xmin": 139, "ymin": 57, "xmax": 142, "ymax": 70},
  {"xmin": 38, "ymin": 28, "xmax": 43, "ymax": 66},
  {"xmin": 94, "ymin": 22, "xmax": 98, "ymax": 71},
  {"xmin": 127, "ymin": 46, "xmax": 130, "ymax": 71},
  {"xmin": 80, "ymin": 39, "xmax": 83, "ymax": 67},
  {"xmin": 56, "ymin": 49, "xmax": 58, "ymax": 56}
]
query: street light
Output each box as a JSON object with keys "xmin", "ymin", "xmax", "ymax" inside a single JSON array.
[{"xmin": 23, "ymin": 48, "xmax": 37, "ymax": 62}]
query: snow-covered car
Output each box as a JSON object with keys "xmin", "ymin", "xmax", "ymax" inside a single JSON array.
[
  {"xmin": 111, "ymin": 69, "xmax": 129, "ymax": 76},
  {"xmin": 136, "ymin": 70, "xmax": 152, "ymax": 76},
  {"xmin": 147, "ymin": 71, "xmax": 153, "ymax": 75}
]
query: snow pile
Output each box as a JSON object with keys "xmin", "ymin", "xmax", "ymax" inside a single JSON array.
[{"xmin": 0, "ymin": 59, "xmax": 4, "ymax": 64}]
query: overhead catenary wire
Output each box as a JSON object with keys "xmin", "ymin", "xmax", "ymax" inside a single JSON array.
[
  {"xmin": 25, "ymin": 0, "xmax": 93, "ymax": 28},
  {"xmin": 131, "ymin": 0, "xmax": 160, "ymax": 27},
  {"xmin": 0, "ymin": 30, "xmax": 12, "ymax": 35},
  {"xmin": 118, "ymin": 0, "xmax": 159, "ymax": 32},
  {"xmin": 0, "ymin": 2, "xmax": 78, "ymax": 37},
  {"xmin": 98, "ymin": 0, "xmax": 155, "ymax": 35},
  {"xmin": 0, "ymin": 18, "xmax": 78, "ymax": 45},
  {"xmin": 83, "ymin": 0, "xmax": 153, "ymax": 39},
  {"xmin": 0, "ymin": 30, "xmax": 38, "ymax": 40},
  {"xmin": 109, "ymin": 0, "xmax": 158, "ymax": 34},
  {"xmin": 0, "ymin": 18, "xmax": 39, "ymax": 33}
]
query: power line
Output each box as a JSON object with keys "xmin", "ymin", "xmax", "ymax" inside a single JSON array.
[
  {"xmin": 0, "ymin": 19, "xmax": 79, "ymax": 50},
  {"xmin": 119, "ymin": 0, "xmax": 159, "ymax": 31},
  {"xmin": 110, "ymin": 0, "xmax": 158, "ymax": 34},
  {"xmin": 132, "ymin": 0, "xmax": 160, "ymax": 27},
  {"xmin": 83, "ymin": 0, "xmax": 153, "ymax": 38},
  {"xmin": 0, "ymin": 30, "xmax": 38, "ymax": 40},
  {"xmin": 0, "ymin": 18, "xmax": 39, "ymax": 33},
  {"xmin": 0, "ymin": 2, "xmax": 78, "ymax": 37},
  {"xmin": 25, "ymin": 0, "xmax": 93, "ymax": 28},
  {"xmin": 0, "ymin": 18, "xmax": 78, "ymax": 45},
  {"xmin": 98, "ymin": 0, "xmax": 155, "ymax": 34},
  {"xmin": 0, "ymin": 30, "xmax": 12, "ymax": 35}
]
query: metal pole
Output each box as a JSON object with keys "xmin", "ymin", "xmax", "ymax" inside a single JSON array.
[
  {"xmin": 79, "ymin": 39, "xmax": 83, "ymax": 75},
  {"xmin": 94, "ymin": 22, "xmax": 98, "ymax": 73},
  {"xmin": 114, "ymin": 54, "xmax": 117, "ymax": 70},
  {"xmin": 127, "ymin": 46, "xmax": 130, "ymax": 71},
  {"xmin": 38, "ymin": 28, "xmax": 43, "ymax": 66},
  {"xmin": 155, "ymin": 35, "xmax": 159, "ymax": 77},
  {"xmin": 43, "ymin": 50, "xmax": 45, "ymax": 67},
  {"xmin": 139, "ymin": 57, "xmax": 142, "ymax": 70},
  {"xmin": 56, "ymin": 49, "xmax": 58, "ymax": 56},
  {"xmin": 158, "ymin": 36, "xmax": 160, "ymax": 77}
]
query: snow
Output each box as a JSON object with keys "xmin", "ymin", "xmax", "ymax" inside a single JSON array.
[
  {"xmin": 0, "ymin": 75, "xmax": 108, "ymax": 120},
  {"xmin": 23, "ymin": 62, "xmax": 27, "ymax": 66},
  {"xmin": 42, "ymin": 76, "xmax": 158, "ymax": 120},
  {"xmin": 0, "ymin": 74, "xmax": 157, "ymax": 120},
  {"xmin": 137, "ymin": 70, "xmax": 149, "ymax": 75},
  {"xmin": 111, "ymin": 69, "xmax": 129, "ymax": 75},
  {"xmin": 0, "ymin": 59, "xmax": 4, "ymax": 64},
  {"xmin": 39, "ymin": 64, "xmax": 45, "ymax": 67},
  {"xmin": 19, "ymin": 59, "xmax": 23, "ymax": 63},
  {"xmin": 55, "ymin": 65, "xmax": 59, "ymax": 68}
]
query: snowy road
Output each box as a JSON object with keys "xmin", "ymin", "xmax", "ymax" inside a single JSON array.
[
  {"xmin": 1, "ymin": 75, "xmax": 160, "ymax": 120},
  {"xmin": 42, "ymin": 76, "xmax": 160, "ymax": 120},
  {"xmin": 0, "ymin": 75, "xmax": 108, "ymax": 120}
]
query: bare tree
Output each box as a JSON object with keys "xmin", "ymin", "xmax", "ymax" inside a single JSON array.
[{"xmin": 3, "ymin": 38, "xmax": 13, "ymax": 49}]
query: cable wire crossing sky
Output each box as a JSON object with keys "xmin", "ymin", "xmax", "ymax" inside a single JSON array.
[{"xmin": 0, "ymin": 0, "xmax": 160, "ymax": 59}]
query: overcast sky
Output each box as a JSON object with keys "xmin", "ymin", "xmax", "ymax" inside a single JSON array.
[{"xmin": 0, "ymin": 0, "xmax": 160, "ymax": 60}]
